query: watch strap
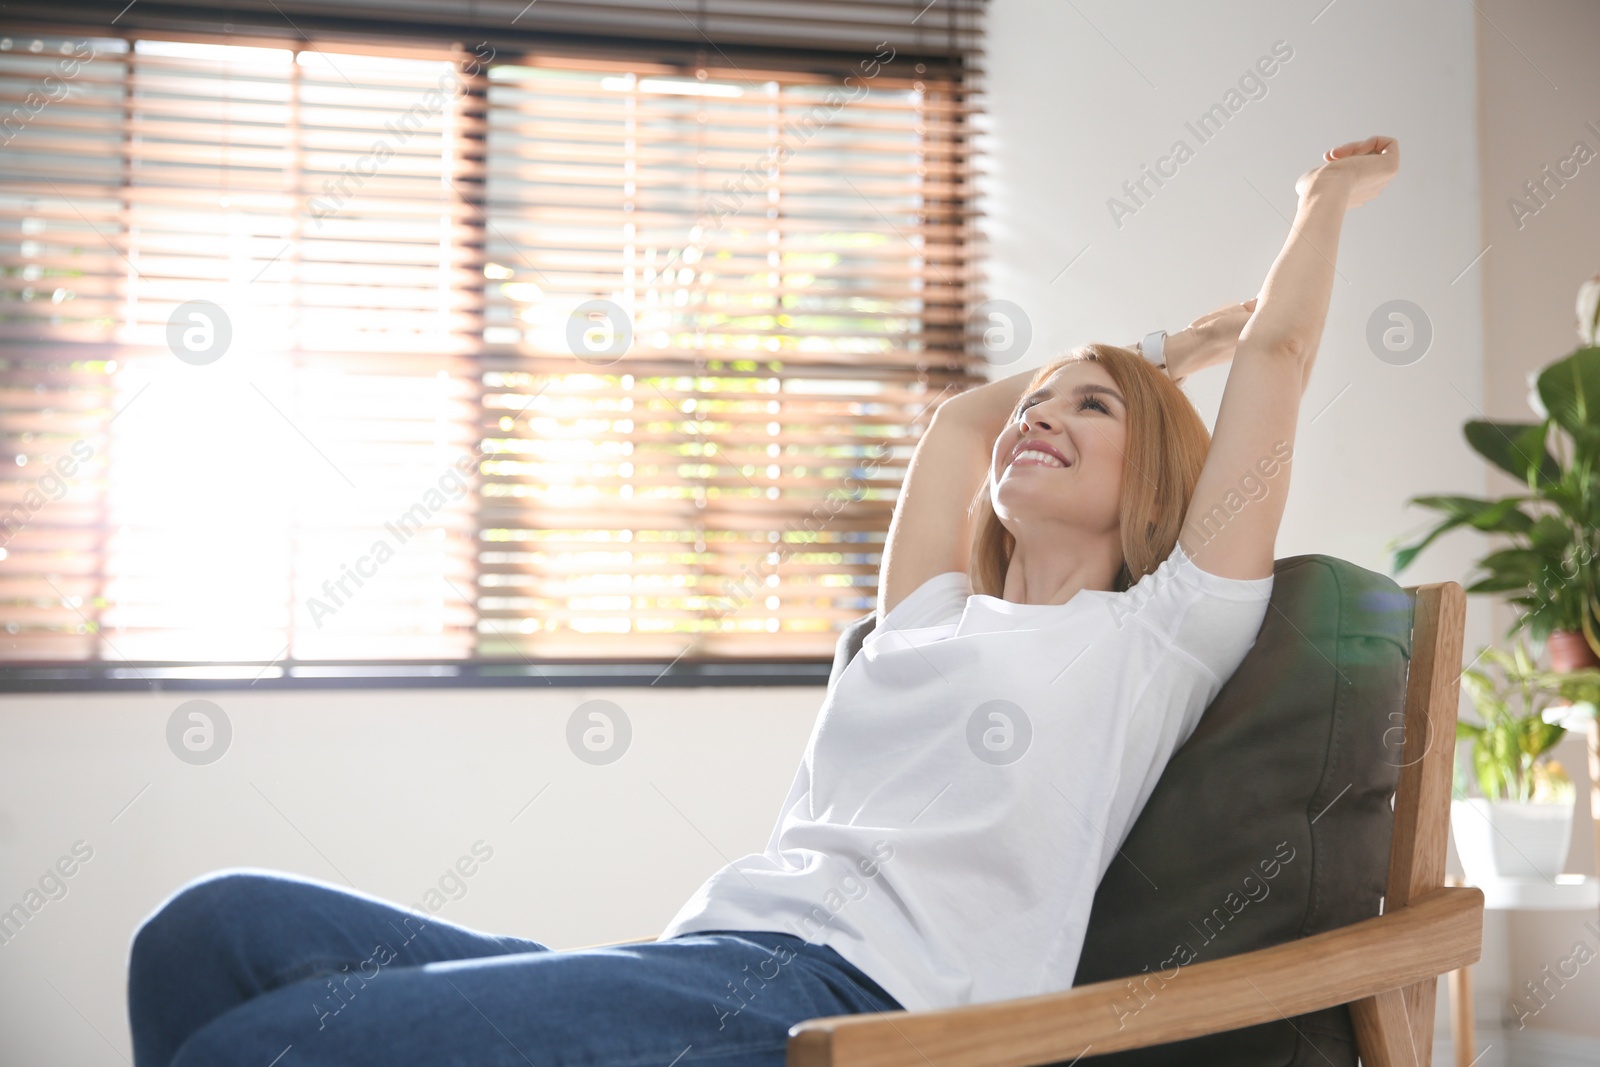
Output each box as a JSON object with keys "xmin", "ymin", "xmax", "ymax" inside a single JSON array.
[{"xmin": 1141, "ymin": 329, "xmax": 1167, "ymax": 367}]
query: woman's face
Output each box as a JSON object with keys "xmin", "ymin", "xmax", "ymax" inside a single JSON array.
[{"xmin": 989, "ymin": 360, "xmax": 1129, "ymax": 537}]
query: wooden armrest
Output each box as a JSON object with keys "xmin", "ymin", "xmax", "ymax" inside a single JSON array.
[
  {"xmin": 577, "ymin": 935, "xmax": 657, "ymax": 948},
  {"xmin": 788, "ymin": 885, "xmax": 1483, "ymax": 1067}
]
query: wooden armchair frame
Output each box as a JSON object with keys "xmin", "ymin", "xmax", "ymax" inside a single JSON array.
[{"xmin": 596, "ymin": 581, "xmax": 1479, "ymax": 1067}]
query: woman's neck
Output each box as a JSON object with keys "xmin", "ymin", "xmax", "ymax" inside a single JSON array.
[{"xmin": 1000, "ymin": 531, "xmax": 1124, "ymax": 605}]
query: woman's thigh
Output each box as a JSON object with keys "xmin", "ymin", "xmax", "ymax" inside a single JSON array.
[{"xmin": 170, "ymin": 930, "xmax": 894, "ymax": 1067}]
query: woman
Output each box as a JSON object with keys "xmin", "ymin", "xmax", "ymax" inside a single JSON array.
[{"xmin": 126, "ymin": 135, "xmax": 1398, "ymax": 1066}]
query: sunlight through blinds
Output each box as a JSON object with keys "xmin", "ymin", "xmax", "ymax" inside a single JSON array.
[{"xmin": 0, "ymin": 18, "xmax": 986, "ymax": 667}]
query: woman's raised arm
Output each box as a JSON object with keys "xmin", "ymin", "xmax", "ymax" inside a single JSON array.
[
  {"xmin": 873, "ymin": 369, "xmax": 1031, "ymax": 627},
  {"xmin": 1179, "ymin": 135, "xmax": 1400, "ymax": 582}
]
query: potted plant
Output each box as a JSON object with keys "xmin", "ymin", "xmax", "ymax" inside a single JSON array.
[
  {"xmin": 1394, "ymin": 268, "xmax": 1600, "ymax": 884},
  {"xmin": 1390, "ymin": 271, "xmax": 1600, "ymax": 670},
  {"xmin": 1450, "ymin": 639, "xmax": 1583, "ymax": 882}
]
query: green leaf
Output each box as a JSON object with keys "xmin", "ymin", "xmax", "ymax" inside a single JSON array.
[
  {"xmin": 1392, "ymin": 496, "xmax": 1535, "ymax": 572},
  {"xmin": 1523, "ymin": 718, "xmax": 1566, "ymax": 760},
  {"xmin": 1523, "ymin": 600, "xmax": 1566, "ymax": 642},
  {"xmin": 1513, "ymin": 637, "xmax": 1535, "ymax": 677},
  {"xmin": 1527, "ymin": 515, "xmax": 1574, "ymax": 553},
  {"xmin": 1466, "ymin": 574, "xmax": 1545, "ymax": 594},
  {"xmin": 1536, "ymin": 480, "xmax": 1590, "ymax": 526},
  {"xmin": 1537, "ymin": 347, "xmax": 1600, "ymax": 441},
  {"xmin": 1465, "ymin": 498, "xmax": 1538, "ymax": 534},
  {"xmin": 1461, "ymin": 665, "xmax": 1497, "ymax": 706},
  {"xmin": 1584, "ymin": 596, "xmax": 1600, "ymax": 663},
  {"xmin": 1473, "ymin": 741, "xmax": 1506, "ymax": 800},
  {"xmin": 1464, "ymin": 419, "xmax": 1561, "ymax": 488},
  {"xmin": 1406, "ymin": 495, "xmax": 1536, "ymax": 531},
  {"xmin": 1476, "ymin": 547, "xmax": 1548, "ymax": 583},
  {"xmin": 1392, "ymin": 517, "xmax": 1468, "ymax": 573},
  {"xmin": 1552, "ymin": 667, "xmax": 1600, "ymax": 707}
]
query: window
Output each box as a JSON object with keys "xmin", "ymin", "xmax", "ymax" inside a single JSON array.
[{"xmin": 0, "ymin": 23, "xmax": 984, "ymax": 679}]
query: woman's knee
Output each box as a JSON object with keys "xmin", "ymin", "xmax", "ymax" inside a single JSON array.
[{"xmin": 128, "ymin": 869, "xmax": 310, "ymax": 981}]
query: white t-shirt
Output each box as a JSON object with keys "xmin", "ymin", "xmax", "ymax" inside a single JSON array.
[{"xmin": 658, "ymin": 539, "xmax": 1274, "ymax": 1013}]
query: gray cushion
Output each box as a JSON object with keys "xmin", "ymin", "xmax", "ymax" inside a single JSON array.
[{"xmin": 825, "ymin": 554, "xmax": 1412, "ymax": 1066}]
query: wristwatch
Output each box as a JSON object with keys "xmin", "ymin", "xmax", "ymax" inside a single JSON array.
[{"xmin": 1135, "ymin": 329, "xmax": 1167, "ymax": 368}]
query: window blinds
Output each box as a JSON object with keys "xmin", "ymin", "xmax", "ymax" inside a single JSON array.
[{"xmin": 0, "ymin": 21, "xmax": 984, "ymax": 670}]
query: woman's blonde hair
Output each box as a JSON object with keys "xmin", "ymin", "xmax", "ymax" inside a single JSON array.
[{"xmin": 968, "ymin": 343, "xmax": 1212, "ymax": 596}]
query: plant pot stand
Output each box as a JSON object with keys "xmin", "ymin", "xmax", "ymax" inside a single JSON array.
[
  {"xmin": 1546, "ymin": 629, "xmax": 1600, "ymax": 899},
  {"xmin": 1443, "ymin": 872, "xmax": 1599, "ymax": 1067}
]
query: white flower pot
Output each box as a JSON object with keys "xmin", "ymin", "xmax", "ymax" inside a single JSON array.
[{"xmin": 1451, "ymin": 797, "xmax": 1574, "ymax": 882}]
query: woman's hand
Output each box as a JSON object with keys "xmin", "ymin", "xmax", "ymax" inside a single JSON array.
[
  {"xmin": 1163, "ymin": 297, "xmax": 1259, "ymax": 379},
  {"xmin": 1295, "ymin": 135, "xmax": 1399, "ymax": 208}
]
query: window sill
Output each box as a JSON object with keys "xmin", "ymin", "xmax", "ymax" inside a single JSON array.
[{"xmin": 0, "ymin": 659, "xmax": 836, "ymax": 693}]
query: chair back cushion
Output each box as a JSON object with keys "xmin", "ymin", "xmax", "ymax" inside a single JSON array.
[{"xmin": 825, "ymin": 554, "xmax": 1413, "ymax": 1067}]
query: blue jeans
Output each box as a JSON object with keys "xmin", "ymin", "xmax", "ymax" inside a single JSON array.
[{"xmin": 127, "ymin": 869, "xmax": 903, "ymax": 1067}]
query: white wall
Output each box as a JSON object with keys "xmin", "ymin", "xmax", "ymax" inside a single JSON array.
[
  {"xmin": 0, "ymin": 0, "xmax": 1499, "ymax": 1063},
  {"xmin": 0, "ymin": 686, "xmax": 826, "ymax": 1065},
  {"xmin": 980, "ymin": 0, "xmax": 1485, "ymax": 590}
]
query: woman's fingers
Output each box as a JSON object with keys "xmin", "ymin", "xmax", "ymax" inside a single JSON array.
[
  {"xmin": 1185, "ymin": 297, "xmax": 1257, "ymax": 338},
  {"xmin": 1295, "ymin": 138, "xmax": 1399, "ymax": 208},
  {"xmin": 1328, "ymin": 135, "xmax": 1396, "ymax": 160},
  {"xmin": 1190, "ymin": 298, "xmax": 1257, "ymax": 329}
]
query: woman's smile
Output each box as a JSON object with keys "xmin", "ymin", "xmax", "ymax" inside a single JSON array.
[{"xmin": 1007, "ymin": 439, "xmax": 1073, "ymax": 470}]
